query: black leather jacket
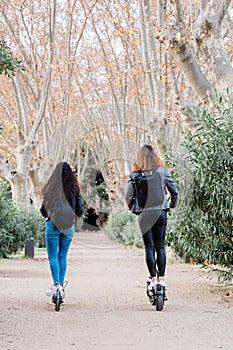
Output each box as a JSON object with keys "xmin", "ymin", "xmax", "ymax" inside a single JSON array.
[
  {"xmin": 40, "ymin": 192, "xmax": 84, "ymax": 219},
  {"xmin": 125, "ymin": 166, "xmax": 178, "ymax": 211}
]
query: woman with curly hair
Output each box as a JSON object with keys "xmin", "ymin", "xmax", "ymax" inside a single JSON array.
[{"xmin": 40, "ymin": 162, "xmax": 84, "ymax": 303}]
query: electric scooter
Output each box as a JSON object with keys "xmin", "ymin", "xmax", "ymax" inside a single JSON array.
[
  {"xmin": 146, "ymin": 279, "xmax": 167, "ymax": 311},
  {"xmin": 51, "ymin": 281, "xmax": 68, "ymax": 312},
  {"xmin": 52, "ymin": 287, "xmax": 63, "ymax": 311}
]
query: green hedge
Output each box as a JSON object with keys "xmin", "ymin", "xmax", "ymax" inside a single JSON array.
[
  {"xmin": 0, "ymin": 182, "xmax": 44, "ymax": 258},
  {"xmin": 104, "ymin": 209, "xmax": 143, "ymax": 248},
  {"xmin": 167, "ymin": 90, "xmax": 233, "ymax": 282}
]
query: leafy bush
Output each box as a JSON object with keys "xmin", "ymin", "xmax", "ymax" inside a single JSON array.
[
  {"xmin": 104, "ymin": 209, "xmax": 143, "ymax": 248},
  {"xmin": 0, "ymin": 181, "xmax": 44, "ymax": 258},
  {"xmin": 167, "ymin": 91, "xmax": 233, "ymax": 281},
  {"xmin": 0, "ymin": 40, "xmax": 24, "ymax": 76}
]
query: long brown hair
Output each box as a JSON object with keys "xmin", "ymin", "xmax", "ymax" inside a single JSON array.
[
  {"xmin": 132, "ymin": 144, "xmax": 165, "ymax": 172},
  {"xmin": 42, "ymin": 162, "xmax": 80, "ymax": 209}
]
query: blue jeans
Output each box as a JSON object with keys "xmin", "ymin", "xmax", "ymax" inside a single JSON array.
[
  {"xmin": 45, "ymin": 220, "xmax": 74, "ymax": 285},
  {"xmin": 141, "ymin": 210, "xmax": 167, "ymax": 278}
]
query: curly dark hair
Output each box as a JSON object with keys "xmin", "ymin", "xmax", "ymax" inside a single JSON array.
[{"xmin": 42, "ymin": 162, "xmax": 80, "ymax": 210}]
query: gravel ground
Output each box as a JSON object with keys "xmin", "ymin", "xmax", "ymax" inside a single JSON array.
[{"xmin": 0, "ymin": 230, "xmax": 232, "ymax": 350}]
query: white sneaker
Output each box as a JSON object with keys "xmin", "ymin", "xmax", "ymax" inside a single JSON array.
[
  {"xmin": 45, "ymin": 285, "xmax": 56, "ymax": 297},
  {"xmin": 147, "ymin": 280, "xmax": 157, "ymax": 291},
  {"xmin": 58, "ymin": 286, "xmax": 65, "ymax": 302}
]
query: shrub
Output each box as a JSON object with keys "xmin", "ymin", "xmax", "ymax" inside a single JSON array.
[
  {"xmin": 104, "ymin": 209, "xmax": 143, "ymax": 248},
  {"xmin": 0, "ymin": 181, "xmax": 44, "ymax": 257},
  {"xmin": 167, "ymin": 91, "xmax": 233, "ymax": 282}
]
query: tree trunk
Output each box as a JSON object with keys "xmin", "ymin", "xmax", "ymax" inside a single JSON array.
[
  {"xmin": 9, "ymin": 144, "xmax": 31, "ymax": 207},
  {"xmin": 169, "ymin": 36, "xmax": 214, "ymax": 104},
  {"xmin": 193, "ymin": 0, "xmax": 233, "ymax": 87}
]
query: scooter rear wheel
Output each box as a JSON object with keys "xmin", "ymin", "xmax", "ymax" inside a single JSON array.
[
  {"xmin": 54, "ymin": 289, "xmax": 61, "ymax": 312},
  {"xmin": 156, "ymin": 294, "xmax": 164, "ymax": 311},
  {"xmin": 55, "ymin": 298, "xmax": 60, "ymax": 311}
]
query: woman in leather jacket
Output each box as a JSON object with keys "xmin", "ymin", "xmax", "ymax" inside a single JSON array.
[
  {"xmin": 125, "ymin": 145, "xmax": 178, "ymax": 293},
  {"xmin": 40, "ymin": 162, "xmax": 84, "ymax": 302}
]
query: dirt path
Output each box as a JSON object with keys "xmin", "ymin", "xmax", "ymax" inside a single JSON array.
[{"xmin": 0, "ymin": 230, "xmax": 232, "ymax": 350}]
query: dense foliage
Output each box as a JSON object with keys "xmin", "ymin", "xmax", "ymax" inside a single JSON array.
[
  {"xmin": 0, "ymin": 40, "xmax": 24, "ymax": 76},
  {"xmin": 0, "ymin": 181, "xmax": 44, "ymax": 258},
  {"xmin": 104, "ymin": 209, "xmax": 143, "ymax": 248},
  {"xmin": 167, "ymin": 92, "xmax": 233, "ymax": 281}
]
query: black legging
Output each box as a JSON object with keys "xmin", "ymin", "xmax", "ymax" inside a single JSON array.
[{"xmin": 141, "ymin": 210, "xmax": 167, "ymax": 278}]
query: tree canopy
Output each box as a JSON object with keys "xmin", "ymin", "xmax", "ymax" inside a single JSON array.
[{"xmin": 0, "ymin": 0, "xmax": 232, "ymax": 208}]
